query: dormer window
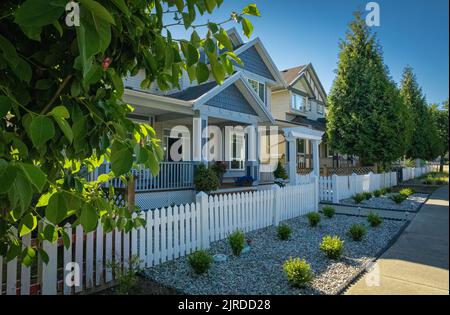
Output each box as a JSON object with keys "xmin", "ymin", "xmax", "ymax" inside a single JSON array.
[
  {"xmin": 317, "ymin": 103, "xmax": 324, "ymax": 115},
  {"xmin": 292, "ymin": 93, "xmax": 305, "ymax": 112},
  {"xmin": 247, "ymin": 78, "xmax": 265, "ymax": 103}
]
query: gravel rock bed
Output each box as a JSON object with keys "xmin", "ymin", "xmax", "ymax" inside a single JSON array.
[
  {"xmin": 340, "ymin": 193, "xmax": 428, "ymax": 211},
  {"xmin": 143, "ymin": 214, "xmax": 405, "ymax": 295}
]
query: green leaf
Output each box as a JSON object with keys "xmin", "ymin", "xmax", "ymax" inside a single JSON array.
[
  {"xmin": 80, "ymin": 204, "xmax": 98, "ymax": 233},
  {"xmin": 0, "ymin": 35, "xmax": 32, "ymax": 83},
  {"xmin": 43, "ymin": 224, "xmax": 58, "ymax": 243},
  {"xmin": 49, "ymin": 105, "xmax": 70, "ymax": 119},
  {"xmin": 36, "ymin": 191, "xmax": 54, "ymax": 207},
  {"xmin": 214, "ymin": 28, "xmax": 233, "ymax": 51},
  {"xmin": 19, "ymin": 213, "xmax": 37, "ymax": 237},
  {"xmin": 6, "ymin": 241, "xmax": 21, "ymax": 262},
  {"xmin": 111, "ymin": 0, "xmax": 130, "ymax": 16},
  {"xmin": 53, "ymin": 116, "xmax": 74, "ymax": 143},
  {"xmin": 209, "ymin": 56, "xmax": 226, "ymax": 83},
  {"xmin": 20, "ymin": 163, "xmax": 47, "ymax": 192},
  {"xmin": 28, "ymin": 115, "xmax": 55, "ymax": 147},
  {"xmin": 0, "ymin": 96, "xmax": 11, "ymax": 117},
  {"xmin": 241, "ymin": 17, "xmax": 254, "ymax": 38},
  {"xmin": 205, "ymin": 0, "xmax": 216, "ymax": 13},
  {"xmin": 14, "ymin": 0, "xmax": 66, "ymax": 29},
  {"xmin": 242, "ymin": 4, "xmax": 261, "ymax": 16},
  {"xmin": 10, "ymin": 171, "xmax": 33, "ymax": 217},
  {"xmin": 45, "ymin": 192, "xmax": 68, "ymax": 225},
  {"xmin": 21, "ymin": 246, "xmax": 36, "ymax": 267},
  {"xmin": 97, "ymin": 174, "xmax": 110, "ymax": 183},
  {"xmin": 0, "ymin": 163, "xmax": 17, "ymax": 194},
  {"xmin": 196, "ymin": 62, "xmax": 210, "ymax": 84},
  {"xmin": 110, "ymin": 141, "xmax": 133, "ymax": 176},
  {"xmin": 61, "ymin": 230, "xmax": 71, "ymax": 249},
  {"xmin": 38, "ymin": 248, "xmax": 49, "ymax": 264},
  {"xmin": 107, "ymin": 68, "xmax": 124, "ymax": 96},
  {"xmin": 78, "ymin": 0, "xmax": 116, "ymax": 25}
]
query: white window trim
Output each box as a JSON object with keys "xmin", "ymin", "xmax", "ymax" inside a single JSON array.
[
  {"xmin": 291, "ymin": 93, "xmax": 304, "ymax": 112},
  {"xmin": 229, "ymin": 132, "xmax": 245, "ymax": 171},
  {"xmin": 247, "ymin": 78, "xmax": 265, "ymax": 103}
]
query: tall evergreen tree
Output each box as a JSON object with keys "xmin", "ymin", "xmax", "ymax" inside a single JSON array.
[
  {"xmin": 400, "ymin": 67, "xmax": 437, "ymax": 161},
  {"xmin": 430, "ymin": 101, "xmax": 449, "ymax": 171},
  {"xmin": 326, "ymin": 12, "xmax": 406, "ymax": 167}
]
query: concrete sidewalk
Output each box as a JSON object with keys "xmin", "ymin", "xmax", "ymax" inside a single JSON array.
[{"xmin": 345, "ymin": 186, "xmax": 449, "ymax": 295}]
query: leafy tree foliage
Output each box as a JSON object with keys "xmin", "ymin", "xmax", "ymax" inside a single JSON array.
[
  {"xmin": 430, "ymin": 100, "xmax": 449, "ymax": 171},
  {"xmin": 0, "ymin": 0, "xmax": 259, "ymax": 263},
  {"xmin": 400, "ymin": 66, "xmax": 439, "ymax": 161},
  {"xmin": 326, "ymin": 12, "xmax": 407, "ymax": 166}
]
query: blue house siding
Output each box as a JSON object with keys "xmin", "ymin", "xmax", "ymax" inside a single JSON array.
[
  {"xmin": 236, "ymin": 46, "xmax": 275, "ymax": 81},
  {"xmin": 207, "ymin": 84, "xmax": 257, "ymax": 115}
]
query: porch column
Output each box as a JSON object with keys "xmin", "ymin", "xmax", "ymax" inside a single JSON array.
[
  {"xmin": 286, "ymin": 137, "xmax": 297, "ymax": 185},
  {"xmin": 247, "ymin": 124, "xmax": 259, "ymax": 185},
  {"xmin": 193, "ymin": 115, "xmax": 208, "ymax": 164},
  {"xmin": 312, "ymin": 139, "xmax": 321, "ymax": 177}
]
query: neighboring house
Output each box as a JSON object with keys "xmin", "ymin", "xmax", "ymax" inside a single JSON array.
[
  {"xmin": 271, "ymin": 64, "xmax": 361, "ymax": 178},
  {"xmin": 119, "ymin": 28, "xmax": 290, "ymax": 208}
]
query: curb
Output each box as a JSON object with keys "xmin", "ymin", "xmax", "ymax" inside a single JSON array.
[{"xmin": 336, "ymin": 193, "xmax": 432, "ymax": 295}]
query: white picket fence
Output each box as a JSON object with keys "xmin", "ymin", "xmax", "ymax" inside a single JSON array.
[
  {"xmin": 319, "ymin": 171, "xmax": 398, "ymax": 203},
  {"xmin": 402, "ymin": 166, "xmax": 433, "ymax": 181},
  {"xmin": 0, "ymin": 182, "xmax": 317, "ymax": 295}
]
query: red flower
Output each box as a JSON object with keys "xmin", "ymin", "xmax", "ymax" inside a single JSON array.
[{"xmin": 102, "ymin": 57, "xmax": 111, "ymax": 70}]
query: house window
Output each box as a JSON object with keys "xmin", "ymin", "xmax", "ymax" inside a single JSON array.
[
  {"xmin": 248, "ymin": 78, "xmax": 265, "ymax": 103},
  {"xmin": 230, "ymin": 132, "xmax": 245, "ymax": 170},
  {"xmin": 306, "ymin": 99, "xmax": 312, "ymax": 111},
  {"xmin": 292, "ymin": 93, "xmax": 304, "ymax": 112},
  {"xmin": 317, "ymin": 103, "xmax": 324, "ymax": 115}
]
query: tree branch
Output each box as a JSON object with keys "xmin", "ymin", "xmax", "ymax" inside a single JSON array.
[{"xmin": 40, "ymin": 75, "xmax": 73, "ymax": 115}]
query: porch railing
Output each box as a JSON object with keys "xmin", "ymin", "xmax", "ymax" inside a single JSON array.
[{"xmin": 93, "ymin": 161, "xmax": 194, "ymax": 192}]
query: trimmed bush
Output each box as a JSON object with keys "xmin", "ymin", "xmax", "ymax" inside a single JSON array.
[
  {"xmin": 273, "ymin": 161, "xmax": 288, "ymax": 180},
  {"xmin": 277, "ymin": 224, "xmax": 292, "ymax": 240},
  {"xmin": 373, "ymin": 190, "xmax": 382, "ymax": 197},
  {"xmin": 367, "ymin": 212, "xmax": 383, "ymax": 227},
  {"xmin": 283, "ymin": 257, "xmax": 314, "ymax": 288},
  {"xmin": 399, "ymin": 187, "xmax": 414, "ymax": 196},
  {"xmin": 188, "ymin": 250, "xmax": 213, "ymax": 274},
  {"xmin": 390, "ymin": 193, "xmax": 407, "ymax": 204},
  {"xmin": 194, "ymin": 164, "xmax": 220, "ymax": 193},
  {"xmin": 322, "ymin": 206, "xmax": 335, "ymax": 218},
  {"xmin": 307, "ymin": 212, "xmax": 321, "ymax": 227},
  {"xmin": 348, "ymin": 224, "xmax": 367, "ymax": 241},
  {"xmin": 320, "ymin": 236, "xmax": 344, "ymax": 260},
  {"xmin": 362, "ymin": 192, "xmax": 373, "ymax": 200},
  {"xmin": 352, "ymin": 193, "xmax": 365, "ymax": 204},
  {"xmin": 228, "ymin": 230, "xmax": 245, "ymax": 256}
]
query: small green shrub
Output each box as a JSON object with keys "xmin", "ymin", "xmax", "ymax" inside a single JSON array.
[
  {"xmin": 362, "ymin": 192, "xmax": 373, "ymax": 200},
  {"xmin": 277, "ymin": 224, "xmax": 292, "ymax": 240},
  {"xmin": 385, "ymin": 187, "xmax": 392, "ymax": 193},
  {"xmin": 379, "ymin": 188, "xmax": 388, "ymax": 195},
  {"xmin": 373, "ymin": 190, "xmax": 382, "ymax": 197},
  {"xmin": 390, "ymin": 193, "xmax": 407, "ymax": 204},
  {"xmin": 187, "ymin": 250, "xmax": 213, "ymax": 274},
  {"xmin": 307, "ymin": 212, "xmax": 321, "ymax": 227},
  {"xmin": 282, "ymin": 257, "xmax": 314, "ymax": 288},
  {"xmin": 106, "ymin": 255, "xmax": 142, "ymax": 295},
  {"xmin": 194, "ymin": 164, "xmax": 220, "ymax": 193},
  {"xmin": 367, "ymin": 212, "xmax": 383, "ymax": 227},
  {"xmin": 322, "ymin": 206, "xmax": 335, "ymax": 218},
  {"xmin": 273, "ymin": 161, "xmax": 288, "ymax": 180},
  {"xmin": 320, "ymin": 236, "xmax": 344, "ymax": 260},
  {"xmin": 352, "ymin": 193, "xmax": 365, "ymax": 204},
  {"xmin": 228, "ymin": 230, "xmax": 245, "ymax": 256},
  {"xmin": 399, "ymin": 188, "xmax": 414, "ymax": 196},
  {"xmin": 348, "ymin": 224, "xmax": 367, "ymax": 241}
]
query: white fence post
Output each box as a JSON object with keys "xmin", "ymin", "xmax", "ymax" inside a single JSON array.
[
  {"xmin": 332, "ymin": 174, "xmax": 339, "ymax": 203},
  {"xmin": 272, "ymin": 184, "xmax": 281, "ymax": 226},
  {"xmin": 196, "ymin": 192, "xmax": 210, "ymax": 250},
  {"xmin": 313, "ymin": 175, "xmax": 319, "ymax": 211}
]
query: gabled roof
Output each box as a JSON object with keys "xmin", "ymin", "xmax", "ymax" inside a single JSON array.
[
  {"xmin": 280, "ymin": 63, "xmax": 327, "ymax": 102},
  {"xmin": 232, "ymin": 38, "xmax": 287, "ymax": 88},
  {"xmin": 192, "ymin": 72, "xmax": 275, "ymax": 123},
  {"xmin": 281, "ymin": 65, "xmax": 307, "ymax": 86},
  {"xmin": 168, "ymin": 81, "xmax": 218, "ymax": 101}
]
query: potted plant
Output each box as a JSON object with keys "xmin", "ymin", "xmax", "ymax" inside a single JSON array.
[
  {"xmin": 194, "ymin": 164, "xmax": 220, "ymax": 193},
  {"xmin": 211, "ymin": 161, "xmax": 228, "ymax": 183}
]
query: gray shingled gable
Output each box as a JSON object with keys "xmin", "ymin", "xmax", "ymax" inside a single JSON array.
[
  {"xmin": 236, "ymin": 46, "xmax": 275, "ymax": 81},
  {"xmin": 168, "ymin": 81, "xmax": 218, "ymax": 101},
  {"xmin": 207, "ymin": 84, "xmax": 257, "ymax": 115}
]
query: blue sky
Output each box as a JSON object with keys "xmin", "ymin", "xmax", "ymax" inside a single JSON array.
[{"xmin": 168, "ymin": 0, "xmax": 449, "ymax": 104}]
